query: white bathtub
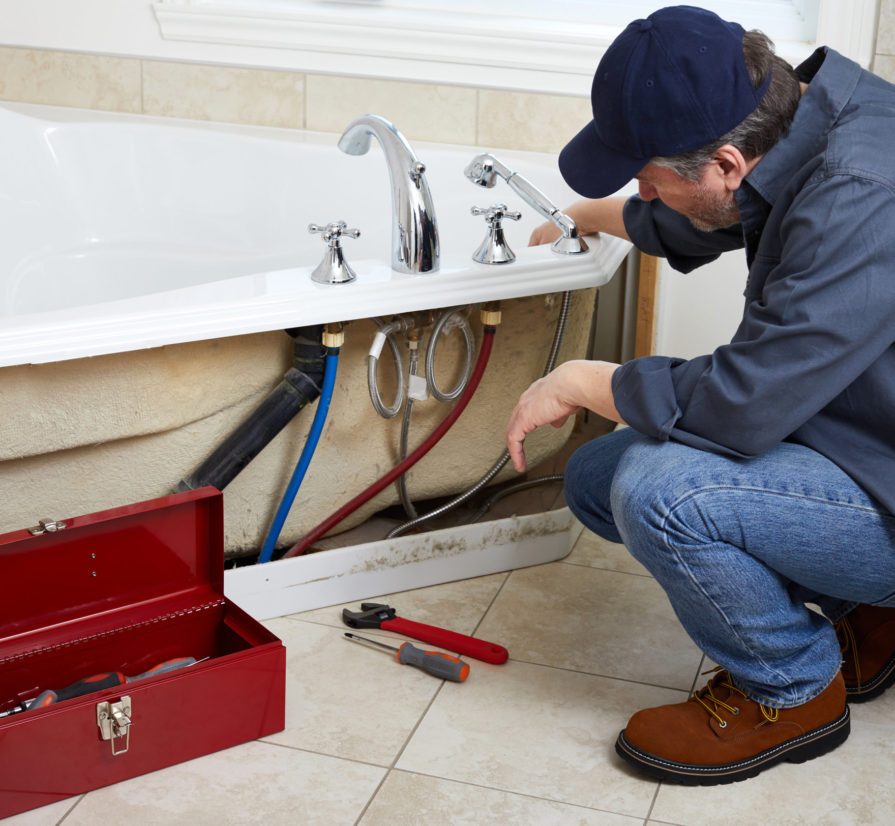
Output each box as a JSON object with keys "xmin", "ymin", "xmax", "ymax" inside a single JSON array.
[
  {"xmin": 0, "ymin": 102, "xmax": 632, "ymax": 619},
  {"xmin": 0, "ymin": 102, "xmax": 628, "ymax": 368}
]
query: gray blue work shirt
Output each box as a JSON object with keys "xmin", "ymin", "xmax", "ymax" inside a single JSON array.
[{"xmin": 614, "ymin": 47, "xmax": 895, "ymax": 516}]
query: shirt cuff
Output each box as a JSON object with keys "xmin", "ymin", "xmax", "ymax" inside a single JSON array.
[{"xmin": 611, "ymin": 356, "xmax": 685, "ymax": 439}]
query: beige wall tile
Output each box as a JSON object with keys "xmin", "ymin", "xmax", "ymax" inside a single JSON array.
[
  {"xmin": 0, "ymin": 47, "xmax": 141, "ymax": 112},
  {"xmin": 877, "ymin": 0, "xmax": 895, "ymax": 55},
  {"xmin": 874, "ymin": 53, "xmax": 895, "ymax": 82},
  {"xmin": 141, "ymin": 61, "xmax": 305, "ymax": 128},
  {"xmin": 305, "ymin": 75, "xmax": 477, "ymax": 144},
  {"xmin": 477, "ymin": 90, "xmax": 591, "ymax": 154}
]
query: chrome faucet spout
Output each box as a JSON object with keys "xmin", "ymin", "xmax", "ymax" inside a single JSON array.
[
  {"xmin": 464, "ymin": 153, "xmax": 588, "ymax": 255},
  {"xmin": 338, "ymin": 114, "xmax": 439, "ymax": 274}
]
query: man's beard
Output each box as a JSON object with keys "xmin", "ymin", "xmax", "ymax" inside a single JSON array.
[{"xmin": 685, "ymin": 183, "xmax": 741, "ymax": 232}]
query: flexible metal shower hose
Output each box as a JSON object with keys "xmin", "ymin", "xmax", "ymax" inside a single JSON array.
[
  {"xmin": 367, "ymin": 316, "xmax": 408, "ymax": 418},
  {"xmin": 398, "ymin": 309, "xmax": 477, "ymax": 518},
  {"xmin": 386, "ymin": 290, "xmax": 573, "ymax": 538}
]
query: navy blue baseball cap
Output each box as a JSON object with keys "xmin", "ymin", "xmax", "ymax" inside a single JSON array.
[{"xmin": 559, "ymin": 5, "xmax": 772, "ymax": 198}]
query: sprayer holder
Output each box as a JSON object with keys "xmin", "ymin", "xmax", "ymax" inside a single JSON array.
[{"xmin": 0, "ymin": 488, "xmax": 285, "ymax": 819}]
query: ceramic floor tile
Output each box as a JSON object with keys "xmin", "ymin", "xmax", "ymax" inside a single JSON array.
[
  {"xmin": 567, "ymin": 529, "xmax": 651, "ymax": 577},
  {"xmin": 292, "ymin": 571, "xmax": 508, "ymax": 638},
  {"xmin": 260, "ymin": 617, "xmax": 446, "ymax": 765},
  {"xmin": 62, "ymin": 740, "xmax": 384, "ymax": 826},
  {"xmin": 397, "ymin": 658, "xmax": 683, "ymax": 818},
  {"xmin": 360, "ymin": 770, "xmax": 644, "ymax": 825},
  {"xmin": 651, "ymin": 693, "xmax": 895, "ymax": 826},
  {"xmin": 476, "ymin": 562, "xmax": 703, "ymax": 690}
]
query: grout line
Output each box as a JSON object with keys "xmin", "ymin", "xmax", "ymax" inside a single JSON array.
[
  {"xmin": 470, "ymin": 570, "xmax": 511, "ymax": 639},
  {"xmin": 506, "ymin": 655, "xmax": 695, "ymax": 696},
  {"xmin": 353, "ymin": 771, "xmax": 389, "ymax": 826},
  {"xmin": 262, "ymin": 736, "xmax": 661, "ymax": 824},
  {"xmin": 559, "ymin": 558, "xmax": 655, "ymax": 578},
  {"xmin": 352, "ymin": 574, "xmax": 510, "ymax": 822},
  {"xmin": 54, "ymin": 794, "xmax": 84, "ymax": 825},
  {"xmin": 381, "ymin": 767, "xmax": 649, "ymax": 822},
  {"xmin": 257, "ymin": 737, "xmax": 387, "ymax": 769},
  {"xmin": 643, "ymin": 782, "xmax": 662, "ymax": 825},
  {"xmin": 689, "ymin": 653, "xmax": 708, "ymax": 694},
  {"xmin": 352, "ymin": 681, "xmax": 448, "ymax": 825}
]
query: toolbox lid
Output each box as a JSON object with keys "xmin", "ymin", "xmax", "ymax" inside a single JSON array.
[{"xmin": 0, "ymin": 488, "xmax": 224, "ymax": 650}]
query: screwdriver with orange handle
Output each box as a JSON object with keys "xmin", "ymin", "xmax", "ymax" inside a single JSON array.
[
  {"xmin": 0, "ymin": 657, "xmax": 199, "ymax": 717},
  {"xmin": 345, "ymin": 633, "xmax": 469, "ymax": 682}
]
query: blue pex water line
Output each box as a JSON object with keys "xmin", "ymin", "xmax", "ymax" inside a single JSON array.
[{"xmin": 258, "ymin": 349, "xmax": 340, "ymax": 563}]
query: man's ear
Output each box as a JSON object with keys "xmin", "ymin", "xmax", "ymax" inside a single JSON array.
[{"xmin": 712, "ymin": 144, "xmax": 757, "ymax": 191}]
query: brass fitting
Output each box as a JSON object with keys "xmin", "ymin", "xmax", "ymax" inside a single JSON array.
[
  {"xmin": 322, "ymin": 322, "xmax": 346, "ymax": 348},
  {"xmin": 480, "ymin": 301, "xmax": 502, "ymax": 327}
]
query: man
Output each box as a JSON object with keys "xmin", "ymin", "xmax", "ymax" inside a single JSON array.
[{"xmin": 508, "ymin": 5, "xmax": 895, "ymax": 785}]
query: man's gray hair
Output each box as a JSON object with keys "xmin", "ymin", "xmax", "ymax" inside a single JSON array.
[{"xmin": 651, "ymin": 30, "xmax": 802, "ymax": 180}]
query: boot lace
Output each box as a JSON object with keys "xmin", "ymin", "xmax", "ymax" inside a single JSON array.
[
  {"xmin": 694, "ymin": 669, "xmax": 779, "ymax": 728},
  {"xmin": 834, "ymin": 615, "xmax": 860, "ymax": 685}
]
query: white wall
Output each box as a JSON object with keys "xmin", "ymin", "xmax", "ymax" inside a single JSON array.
[
  {"xmin": 0, "ymin": 0, "xmax": 284, "ymax": 65},
  {"xmin": 655, "ymin": 251, "xmax": 749, "ymax": 359}
]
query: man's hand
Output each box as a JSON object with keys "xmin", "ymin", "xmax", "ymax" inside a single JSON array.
[
  {"xmin": 527, "ymin": 197, "xmax": 631, "ymax": 248},
  {"xmin": 506, "ymin": 360, "xmax": 623, "ymax": 472},
  {"xmin": 529, "ymin": 221, "xmax": 563, "ymax": 247}
]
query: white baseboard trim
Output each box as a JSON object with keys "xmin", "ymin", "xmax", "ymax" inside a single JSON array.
[{"xmin": 224, "ymin": 507, "xmax": 582, "ymax": 620}]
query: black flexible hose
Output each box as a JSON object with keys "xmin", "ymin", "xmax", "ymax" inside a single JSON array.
[{"xmin": 175, "ymin": 325, "xmax": 326, "ymax": 492}]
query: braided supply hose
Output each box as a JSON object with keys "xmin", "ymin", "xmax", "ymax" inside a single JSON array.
[
  {"xmin": 281, "ymin": 323, "xmax": 498, "ymax": 559},
  {"xmin": 386, "ymin": 291, "xmax": 572, "ymax": 538}
]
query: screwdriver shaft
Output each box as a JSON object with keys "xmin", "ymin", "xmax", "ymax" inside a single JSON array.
[{"xmin": 344, "ymin": 632, "xmax": 399, "ymax": 654}]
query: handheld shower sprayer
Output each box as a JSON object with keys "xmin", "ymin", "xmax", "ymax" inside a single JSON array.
[{"xmin": 463, "ymin": 153, "xmax": 587, "ymax": 255}]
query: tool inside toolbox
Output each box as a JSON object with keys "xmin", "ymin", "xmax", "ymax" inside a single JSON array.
[
  {"xmin": 0, "ymin": 598, "xmax": 275, "ymax": 717},
  {"xmin": 0, "ymin": 490, "xmax": 277, "ymax": 718}
]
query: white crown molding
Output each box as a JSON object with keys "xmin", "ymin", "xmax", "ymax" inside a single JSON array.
[
  {"xmin": 151, "ymin": 1, "xmax": 878, "ymax": 96},
  {"xmin": 151, "ymin": 1, "xmax": 617, "ymax": 94}
]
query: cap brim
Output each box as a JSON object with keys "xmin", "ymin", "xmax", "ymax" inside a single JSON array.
[{"xmin": 558, "ymin": 120, "xmax": 649, "ymax": 199}]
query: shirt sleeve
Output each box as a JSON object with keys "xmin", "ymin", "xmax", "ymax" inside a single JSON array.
[
  {"xmin": 623, "ymin": 195, "xmax": 745, "ymax": 273},
  {"xmin": 613, "ymin": 172, "xmax": 895, "ymax": 457}
]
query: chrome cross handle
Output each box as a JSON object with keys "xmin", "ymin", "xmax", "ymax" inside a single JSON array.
[
  {"xmin": 471, "ymin": 203, "xmax": 521, "ymax": 265},
  {"xmin": 471, "ymin": 204, "xmax": 522, "ymax": 225},
  {"xmin": 308, "ymin": 221, "xmax": 361, "ymax": 244},
  {"xmin": 308, "ymin": 221, "xmax": 361, "ymax": 284}
]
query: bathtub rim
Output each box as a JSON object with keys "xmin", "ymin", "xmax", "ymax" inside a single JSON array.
[{"xmin": 0, "ymin": 102, "xmax": 632, "ymax": 368}]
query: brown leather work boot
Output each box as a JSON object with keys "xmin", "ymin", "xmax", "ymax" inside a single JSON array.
[
  {"xmin": 615, "ymin": 670, "xmax": 849, "ymax": 785},
  {"xmin": 836, "ymin": 603, "xmax": 895, "ymax": 702}
]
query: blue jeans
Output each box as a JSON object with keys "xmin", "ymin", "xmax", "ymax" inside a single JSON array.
[{"xmin": 565, "ymin": 428, "xmax": 895, "ymax": 708}]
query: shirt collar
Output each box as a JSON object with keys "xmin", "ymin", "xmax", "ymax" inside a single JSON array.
[{"xmin": 744, "ymin": 47, "xmax": 863, "ymax": 206}]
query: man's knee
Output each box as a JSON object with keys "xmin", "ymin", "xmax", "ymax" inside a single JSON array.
[
  {"xmin": 563, "ymin": 442, "xmax": 597, "ymax": 517},
  {"xmin": 610, "ymin": 439, "xmax": 707, "ymax": 541},
  {"xmin": 563, "ymin": 428, "xmax": 647, "ymax": 542}
]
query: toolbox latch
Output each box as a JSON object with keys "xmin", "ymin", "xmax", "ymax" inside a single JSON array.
[
  {"xmin": 97, "ymin": 696, "xmax": 132, "ymax": 756},
  {"xmin": 27, "ymin": 518, "xmax": 67, "ymax": 536}
]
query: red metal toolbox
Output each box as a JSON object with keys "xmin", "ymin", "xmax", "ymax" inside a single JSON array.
[{"xmin": 0, "ymin": 487, "xmax": 285, "ymax": 819}]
